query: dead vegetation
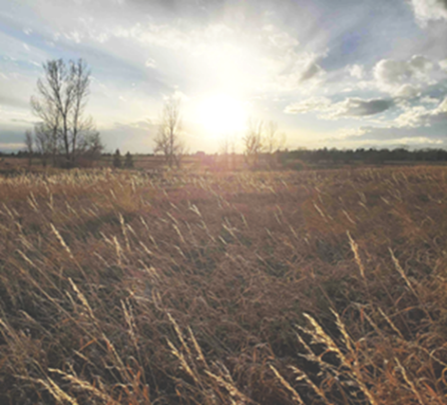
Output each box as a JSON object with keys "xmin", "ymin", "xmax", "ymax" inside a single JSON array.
[{"xmin": 1, "ymin": 166, "xmax": 447, "ymax": 404}]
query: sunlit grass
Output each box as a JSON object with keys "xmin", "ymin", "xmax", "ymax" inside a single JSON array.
[{"xmin": 1, "ymin": 166, "xmax": 447, "ymax": 404}]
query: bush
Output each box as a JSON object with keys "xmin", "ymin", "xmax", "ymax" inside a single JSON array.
[
  {"xmin": 113, "ymin": 149, "xmax": 122, "ymax": 168},
  {"xmin": 124, "ymin": 152, "xmax": 134, "ymax": 168}
]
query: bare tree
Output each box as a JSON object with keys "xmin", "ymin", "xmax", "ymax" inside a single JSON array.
[
  {"xmin": 24, "ymin": 130, "xmax": 33, "ymax": 167},
  {"xmin": 154, "ymin": 97, "xmax": 185, "ymax": 167},
  {"xmin": 34, "ymin": 123, "xmax": 52, "ymax": 167},
  {"xmin": 242, "ymin": 118, "xmax": 264, "ymax": 168},
  {"xmin": 264, "ymin": 121, "xmax": 287, "ymax": 168},
  {"xmin": 31, "ymin": 59, "xmax": 101, "ymax": 167},
  {"xmin": 219, "ymin": 137, "xmax": 230, "ymax": 170},
  {"xmin": 77, "ymin": 131, "xmax": 103, "ymax": 162},
  {"xmin": 219, "ymin": 135, "xmax": 238, "ymax": 170}
]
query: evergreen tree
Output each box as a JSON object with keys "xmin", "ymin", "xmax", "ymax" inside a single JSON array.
[
  {"xmin": 124, "ymin": 151, "xmax": 134, "ymax": 168},
  {"xmin": 113, "ymin": 149, "xmax": 122, "ymax": 168}
]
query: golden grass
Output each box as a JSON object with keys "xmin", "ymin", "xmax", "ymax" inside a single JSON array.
[{"xmin": 1, "ymin": 166, "xmax": 447, "ymax": 404}]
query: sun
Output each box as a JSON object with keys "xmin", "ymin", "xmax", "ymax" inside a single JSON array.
[{"xmin": 197, "ymin": 94, "xmax": 247, "ymax": 136}]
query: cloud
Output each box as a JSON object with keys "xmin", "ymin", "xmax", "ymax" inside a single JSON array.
[
  {"xmin": 421, "ymin": 96, "xmax": 440, "ymax": 104},
  {"xmin": 372, "ymin": 55, "xmax": 447, "ymax": 103},
  {"xmin": 326, "ymin": 125, "xmax": 445, "ymax": 148},
  {"xmin": 410, "ymin": 0, "xmax": 447, "ymax": 24},
  {"xmin": 347, "ymin": 64, "xmax": 365, "ymax": 79},
  {"xmin": 262, "ymin": 24, "xmax": 300, "ymax": 53},
  {"xmin": 145, "ymin": 58, "xmax": 157, "ymax": 68},
  {"xmin": 284, "ymin": 97, "xmax": 331, "ymax": 114},
  {"xmin": 0, "ymin": 143, "xmax": 25, "ymax": 151},
  {"xmin": 329, "ymin": 127, "xmax": 368, "ymax": 140},
  {"xmin": 394, "ymin": 96, "xmax": 447, "ymax": 127},
  {"xmin": 285, "ymin": 96, "xmax": 393, "ymax": 119},
  {"xmin": 0, "ymin": 95, "xmax": 29, "ymax": 109},
  {"xmin": 335, "ymin": 98, "xmax": 393, "ymax": 117},
  {"xmin": 395, "ymin": 105, "xmax": 429, "ymax": 127},
  {"xmin": 299, "ymin": 60, "xmax": 323, "ymax": 82},
  {"xmin": 269, "ymin": 56, "xmax": 326, "ymax": 92},
  {"xmin": 10, "ymin": 118, "xmax": 38, "ymax": 124},
  {"xmin": 373, "ymin": 55, "xmax": 434, "ymax": 94},
  {"xmin": 394, "ymin": 84, "xmax": 420, "ymax": 99},
  {"xmin": 409, "ymin": 55, "xmax": 434, "ymax": 72}
]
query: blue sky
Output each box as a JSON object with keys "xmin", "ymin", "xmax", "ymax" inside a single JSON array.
[{"xmin": 0, "ymin": 0, "xmax": 446, "ymax": 153}]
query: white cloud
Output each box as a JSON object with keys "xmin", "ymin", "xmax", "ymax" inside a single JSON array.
[
  {"xmin": 145, "ymin": 58, "xmax": 156, "ymax": 68},
  {"xmin": 437, "ymin": 97, "xmax": 447, "ymax": 112},
  {"xmin": 347, "ymin": 64, "xmax": 365, "ymax": 79},
  {"xmin": 262, "ymin": 24, "xmax": 300, "ymax": 53},
  {"xmin": 409, "ymin": 55, "xmax": 433, "ymax": 73},
  {"xmin": 394, "ymin": 84, "xmax": 420, "ymax": 99},
  {"xmin": 375, "ymin": 137, "xmax": 443, "ymax": 145},
  {"xmin": 70, "ymin": 18, "xmax": 326, "ymax": 93},
  {"xmin": 395, "ymin": 105, "xmax": 428, "ymax": 127},
  {"xmin": 0, "ymin": 143, "xmax": 25, "ymax": 150},
  {"xmin": 374, "ymin": 59, "xmax": 410, "ymax": 87},
  {"xmin": 330, "ymin": 127, "xmax": 368, "ymax": 140},
  {"xmin": 410, "ymin": 0, "xmax": 447, "ymax": 24},
  {"xmin": 373, "ymin": 55, "xmax": 436, "ymax": 95},
  {"xmin": 394, "ymin": 96, "xmax": 447, "ymax": 127},
  {"xmin": 440, "ymin": 59, "xmax": 447, "ymax": 71},
  {"xmin": 284, "ymin": 97, "xmax": 331, "ymax": 114},
  {"xmin": 63, "ymin": 30, "xmax": 83, "ymax": 44},
  {"xmin": 421, "ymin": 96, "xmax": 440, "ymax": 104}
]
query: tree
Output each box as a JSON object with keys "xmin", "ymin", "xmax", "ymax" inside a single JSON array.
[
  {"xmin": 265, "ymin": 121, "xmax": 286, "ymax": 154},
  {"xmin": 124, "ymin": 152, "xmax": 134, "ymax": 169},
  {"xmin": 34, "ymin": 123, "xmax": 52, "ymax": 167},
  {"xmin": 242, "ymin": 119, "xmax": 286, "ymax": 169},
  {"xmin": 24, "ymin": 130, "xmax": 33, "ymax": 167},
  {"xmin": 218, "ymin": 135, "xmax": 237, "ymax": 170},
  {"xmin": 78, "ymin": 131, "xmax": 103, "ymax": 162},
  {"xmin": 264, "ymin": 121, "xmax": 287, "ymax": 168},
  {"xmin": 242, "ymin": 118, "xmax": 264, "ymax": 168},
  {"xmin": 31, "ymin": 58, "xmax": 102, "ymax": 167},
  {"xmin": 113, "ymin": 149, "xmax": 122, "ymax": 168},
  {"xmin": 154, "ymin": 97, "xmax": 185, "ymax": 167}
]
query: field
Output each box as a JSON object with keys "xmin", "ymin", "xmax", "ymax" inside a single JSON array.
[{"xmin": 1, "ymin": 166, "xmax": 447, "ymax": 404}]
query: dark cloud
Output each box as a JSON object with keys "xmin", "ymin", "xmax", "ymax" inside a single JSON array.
[
  {"xmin": 285, "ymin": 97, "xmax": 393, "ymax": 118},
  {"xmin": 300, "ymin": 61, "xmax": 322, "ymax": 81},
  {"xmin": 340, "ymin": 98, "xmax": 393, "ymax": 116}
]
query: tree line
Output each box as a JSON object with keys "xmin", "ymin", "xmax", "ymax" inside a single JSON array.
[
  {"xmin": 19, "ymin": 58, "xmax": 447, "ymax": 170},
  {"xmin": 283, "ymin": 147, "xmax": 447, "ymax": 165}
]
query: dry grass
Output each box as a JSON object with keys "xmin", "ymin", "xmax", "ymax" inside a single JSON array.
[{"xmin": 1, "ymin": 166, "xmax": 447, "ymax": 404}]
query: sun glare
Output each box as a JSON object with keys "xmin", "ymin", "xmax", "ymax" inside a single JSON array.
[{"xmin": 197, "ymin": 94, "xmax": 247, "ymax": 137}]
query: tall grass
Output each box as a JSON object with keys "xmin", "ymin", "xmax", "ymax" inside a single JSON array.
[{"xmin": 1, "ymin": 166, "xmax": 447, "ymax": 404}]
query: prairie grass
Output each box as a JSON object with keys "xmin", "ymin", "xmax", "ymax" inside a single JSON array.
[{"xmin": 1, "ymin": 166, "xmax": 447, "ymax": 404}]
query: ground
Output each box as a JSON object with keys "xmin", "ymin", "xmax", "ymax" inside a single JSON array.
[{"xmin": 0, "ymin": 166, "xmax": 446, "ymax": 404}]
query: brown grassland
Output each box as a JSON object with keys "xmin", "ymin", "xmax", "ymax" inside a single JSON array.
[{"xmin": 1, "ymin": 165, "xmax": 447, "ymax": 404}]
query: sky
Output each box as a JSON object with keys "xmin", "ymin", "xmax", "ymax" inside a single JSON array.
[{"xmin": 0, "ymin": 0, "xmax": 446, "ymax": 153}]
